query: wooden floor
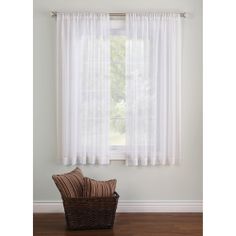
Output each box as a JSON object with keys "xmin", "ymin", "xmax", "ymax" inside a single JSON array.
[{"xmin": 34, "ymin": 213, "xmax": 202, "ymax": 236}]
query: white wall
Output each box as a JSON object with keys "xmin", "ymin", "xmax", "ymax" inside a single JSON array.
[{"xmin": 34, "ymin": 0, "xmax": 202, "ymax": 201}]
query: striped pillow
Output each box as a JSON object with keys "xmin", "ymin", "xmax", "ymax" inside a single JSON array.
[
  {"xmin": 52, "ymin": 167, "xmax": 84, "ymax": 198},
  {"xmin": 83, "ymin": 177, "xmax": 117, "ymax": 197}
]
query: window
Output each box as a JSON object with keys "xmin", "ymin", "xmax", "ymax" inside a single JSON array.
[
  {"xmin": 110, "ymin": 35, "xmax": 126, "ymax": 146},
  {"xmin": 110, "ymin": 18, "xmax": 126, "ymax": 159}
]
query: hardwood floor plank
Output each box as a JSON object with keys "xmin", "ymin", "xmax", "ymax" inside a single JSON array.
[{"xmin": 34, "ymin": 213, "xmax": 202, "ymax": 236}]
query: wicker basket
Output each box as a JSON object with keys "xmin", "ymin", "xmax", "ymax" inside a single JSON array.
[{"xmin": 62, "ymin": 192, "xmax": 119, "ymax": 230}]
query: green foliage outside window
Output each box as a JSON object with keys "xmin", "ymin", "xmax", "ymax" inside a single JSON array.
[{"xmin": 110, "ymin": 36, "xmax": 126, "ymax": 145}]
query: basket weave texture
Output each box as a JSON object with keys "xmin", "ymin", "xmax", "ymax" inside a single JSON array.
[{"xmin": 62, "ymin": 192, "xmax": 119, "ymax": 230}]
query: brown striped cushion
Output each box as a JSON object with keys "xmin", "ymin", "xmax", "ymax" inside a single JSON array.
[
  {"xmin": 52, "ymin": 167, "xmax": 84, "ymax": 198},
  {"xmin": 83, "ymin": 177, "xmax": 117, "ymax": 197}
]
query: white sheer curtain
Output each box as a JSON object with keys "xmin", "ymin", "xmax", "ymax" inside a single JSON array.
[
  {"xmin": 57, "ymin": 13, "xmax": 110, "ymax": 165},
  {"xmin": 125, "ymin": 13, "xmax": 182, "ymax": 166}
]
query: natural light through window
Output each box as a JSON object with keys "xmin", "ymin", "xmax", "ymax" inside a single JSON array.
[{"xmin": 110, "ymin": 35, "xmax": 126, "ymax": 147}]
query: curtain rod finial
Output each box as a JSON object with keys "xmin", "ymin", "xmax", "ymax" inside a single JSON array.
[
  {"xmin": 50, "ymin": 11, "xmax": 57, "ymax": 17},
  {"xmin": 182, "ymin": 12, "xmax": 188, "ymax": 18}
]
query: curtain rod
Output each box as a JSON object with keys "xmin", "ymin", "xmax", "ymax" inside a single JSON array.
[{"xmin": 50, "ymin": 11, "xmax": 187, "ymax": 18}]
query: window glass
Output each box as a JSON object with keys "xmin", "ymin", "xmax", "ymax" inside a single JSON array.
[{"xmin": 110, "ymin": 35, "xmax": 126, "ymax": 146}]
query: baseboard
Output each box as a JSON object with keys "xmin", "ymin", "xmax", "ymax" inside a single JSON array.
[{"xmin": 33, "ymin": 200, "xmax": 202, "ymax": 213}]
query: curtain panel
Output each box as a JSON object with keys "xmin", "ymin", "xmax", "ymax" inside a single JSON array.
[
  {"xmin": 125, "ymin": 13, "xmax": 182, "ymax": 166},
  {"xmin": 57, "ymin": 13, "xmax": 110, "ymax": 165}
]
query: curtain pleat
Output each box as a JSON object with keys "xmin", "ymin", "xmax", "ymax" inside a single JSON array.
[
  {"xmin": 125, "ymin": 13, "xmax": 182, "ymax": 166},
  {"xmin": 57, "ymin": 13, "xmax": 110, "ymax": 165}
]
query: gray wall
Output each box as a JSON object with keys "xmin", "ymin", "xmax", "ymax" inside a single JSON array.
[{"xmin": 34, "ymin": 0, "xmax": 202, "ymax": 201}]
